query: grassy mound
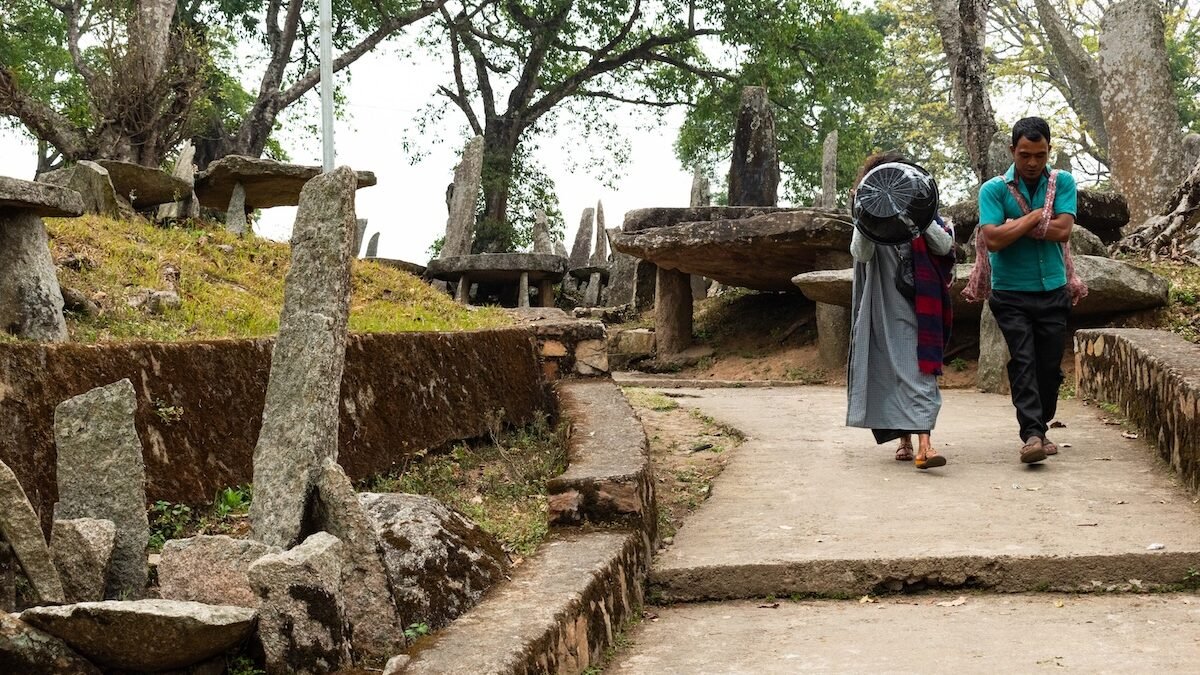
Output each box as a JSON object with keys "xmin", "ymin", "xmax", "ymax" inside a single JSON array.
[{"xmin": 43, "ymin": 215, "xmax": 509, "ymax": 343}]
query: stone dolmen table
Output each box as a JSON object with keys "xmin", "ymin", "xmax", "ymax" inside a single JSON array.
[
  {"xmin": 426, "ymin": 253, "xmax": 568, "ymax": 308},
  {"xmin": 611, "ymin": 206, "xmax": 853, "ymax": 355},
  {"xmin": 96, "ymin": 160, "xmax": 191, "ymax": 212},
  {"xmin": 362, "ymin": 257, "xmax": 428, "ymax": 277},
  {"xmin": 0, "ymin": 176, "xmax": 84, "ymax": 342},
  {"xmin": 195, "ymin": 155, "xmax": 377, "ymax": 234}
]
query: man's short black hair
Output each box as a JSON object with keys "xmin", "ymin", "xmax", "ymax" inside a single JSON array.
[{"xmin": 1012, "ymin": 117, "xmax": 1052, "ymax": 147}]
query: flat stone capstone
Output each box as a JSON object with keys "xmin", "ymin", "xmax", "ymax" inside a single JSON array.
[
  {"xmin": 194, "ymin": 155, "xmax": 377, "ymax": 209},
  {"xmin": 95, "ymin": 160, "xmax": 191, "ymax": 209},
  {"xmin": 0, "ymin": 176, "xmax": 84, "ymax": 218},
  {"xmin": 426, "ymin": 253, "xmax": 568, "ymax": 283}
]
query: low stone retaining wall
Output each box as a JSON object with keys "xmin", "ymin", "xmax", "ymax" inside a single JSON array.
[
  {"xmin": 1075, "ymin": 328, "xmax": 1200, "ymax": 493},
  {"xmin": 0, "ymin": 328, "xmax": 550, "ymax": 528}
]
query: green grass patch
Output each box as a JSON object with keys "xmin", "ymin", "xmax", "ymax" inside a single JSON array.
[
  {"xmin": 147, "ymin": 484, "xmax": 253, "ymax": 552},
  {"xmin": 622, "ymin": 388, "xmax": 680, "ymax": 411},
  {"xmin": 362, "ymin": 412, "xmax": 568, "ymax": 557},
  {"xmin": 46, "ymin": 215, "xmax": 509, "ymax": 343},
  {"xmin": 1135, "ymin": 261, "xmax": 1200, "ymax": 343}
]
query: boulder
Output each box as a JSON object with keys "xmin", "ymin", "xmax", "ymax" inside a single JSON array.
[
  {"xmin": 158, "ymin": 535, "xmax": 280, "ymax": 608},
  {"xmin": 248, "ymin": 532, "xmax": 352, "ymax": 674},
  {"xmin": 95, "ymin": 160, "xmax": 191, "ymax": 209},
  {"xmin": 1070, "ymin": 225, "xmax": 1109, "ymax": 257},
  {"xmin": 53, "ymin": 379, "xmax": 149, "ymax": 599},
  {"xmin": 0, "ymin": 459, "xmax": 64, "ymax": 604},
  {"xmin": 50, "ymin": 519, "xmax": 115, "ymax": 604},
  {"xmin": 0, "ymin": 613, "xmax": 101, "ymax": 675},
  {"xmin": 250, "ymin": 167, "xmax": 357, "ymax": 549},
  {"xmin": 611, "ymin": 209, "xmax": 853, "ymax": 292},
  {"xmin": 944, "ymin": 189, "xmax": 1129, "ymax": 243},
  {"xmin": 358, "ymin": 492, "xmax": 508, "ymax": 630},
  {"xmin": 312, "ymin": 460, "xmax": 405, "ymax": 661},
  {"xmin": 36, "ymin": 161, "xmax": 124, "ymax": 218},
  {"xmin": 194, "ymin": 155, "xmax": 377, "ymax": 210},
  {"xmin": 19, "ymin": 600, "xmax": 256, "ymax": 672},
  {"xmin": 792, "ymin": 255, "xmax": 1167, "ymax": 320}
]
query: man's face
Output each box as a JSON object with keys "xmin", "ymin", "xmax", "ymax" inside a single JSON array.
[{"xmin": 1011, "ymin": 136, "xmax": 1050, "ymax": 181}]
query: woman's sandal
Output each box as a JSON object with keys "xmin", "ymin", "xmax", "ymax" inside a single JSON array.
[
  {"xmin": 914, "ymin": 449, "xmax": 947, "ymax": 470},
  {"xmin": 896, "ymin": 440, "xmax": 915, "ymax": 461}
]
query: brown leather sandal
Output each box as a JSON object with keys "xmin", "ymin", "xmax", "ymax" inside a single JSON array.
[
  {"xmin": 915, "ymin": 449, "xmax": 947, "ymax": 469},
  {"xmin": 1021, "ymin": 437, "xmax": 1047, "ymax": 464},
  {"xmin": 1043, "ymin": 439, "xmax": 1058, "ymax": 456},
  {"xmin": 896, "ymin": 440, "xmax": 915, "ymax": 461}
]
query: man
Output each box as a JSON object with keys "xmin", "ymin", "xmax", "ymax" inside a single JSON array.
[{"xmin": 977, "ymin": 117, "xmax": 1078, "ymax": 464}]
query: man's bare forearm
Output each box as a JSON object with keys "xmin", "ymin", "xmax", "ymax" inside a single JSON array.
[{"xmin": 983, "ymin": 211, "xmax": 1041, "ymax": 251}]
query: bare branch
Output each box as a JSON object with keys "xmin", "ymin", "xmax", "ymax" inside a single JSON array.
[
  {"xmin": 0, "ymin": 67, "xmax": 88, "ymax": 160},
  {"xmin": 578, "ymin": 89, "xmax": 689, "ymax": 107}
]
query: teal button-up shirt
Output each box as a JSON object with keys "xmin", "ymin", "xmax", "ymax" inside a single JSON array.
[{"xmin": 977, "ymin": 165, "xmax": 1077, "ymax": 292}]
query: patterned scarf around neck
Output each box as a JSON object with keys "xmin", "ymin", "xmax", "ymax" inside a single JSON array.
[{"xmin": 913, "ymin": 214, "xmax": 956, "ymax": 376}]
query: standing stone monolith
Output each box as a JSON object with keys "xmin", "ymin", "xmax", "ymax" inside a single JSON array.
[
  {"xmin": 690, "ymin": 166, "xmax": 711, "ymax": 207},
  {"xmin": 728, "ymin": 86, "xmax": 779, "ymax": 207},
  {"xmin": 250, "ymin": 167, "xmax": 358, "ymax": 550},
  {"xmin": 441, "ymin": 135, "xmax": 484, "ymax": 258},
  {"xmin": 365, "ymin": 232, "xmax": 380, "ymax": 257},
  {"xmin": 226, "ymin": 182, "xmax": 247, "ymax": 235},
  {"xmin": 354, "ymin": 218, "xmax": 368, "ymax": 256},
  {"xmin": 818, "ymin": 130, "xmax": 839, "ymax": 208},
  {"xmin": 553, "ymin": 238, "xmax": 568, "ymax": 257},
  {"xmin": 53, "ymin": 379, "xmax": 148, "ymax": 599},
  {"xmin": 532, "ymin": 208, "xmax": 553, "ymax": 254},
  {"xmin": 1100, "ymin": 0, "xmax": 1185, "ymax": 227},
  {"xmin": 0, "ymin": 459, "xmax": 65, "ymax": 604},
  {"xmin": 157, "ymin": 142, "xmax": 198, "ymax": 221},
  {"xmin": 608, "ymin": 227, "xmax": 638, "ymax": 306},
  {"xmin": 569, "ymin": 208, "xmax": 595, "ymax": 269},
  {"xmin": 591, "ymin": 202, "xmax": 609, "ymax": 266}
]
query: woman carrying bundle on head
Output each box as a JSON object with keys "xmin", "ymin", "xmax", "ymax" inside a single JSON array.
[{"xmin": 845, "ymin": 152, "xmax": 957, "ymax": 470}]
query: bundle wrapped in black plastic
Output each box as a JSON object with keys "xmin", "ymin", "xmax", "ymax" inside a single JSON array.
[{"xmin": 852, "ymin": 161, "xmax": 939, "ymax": 245}]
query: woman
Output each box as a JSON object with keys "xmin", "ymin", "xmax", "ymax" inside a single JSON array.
[{"xmin": 846, "ymin": 152, "xmax": 956, "ymax": 469}]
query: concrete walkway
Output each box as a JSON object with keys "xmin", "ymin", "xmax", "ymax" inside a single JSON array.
[{"xmin": 612, "ymin": 386, "xmax": 1200, "ymax": 673}]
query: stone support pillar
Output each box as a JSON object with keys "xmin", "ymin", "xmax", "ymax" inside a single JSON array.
[
  {"xmin": 655, "ymin": 268, "xmax": 693, "ymax": 356},
  {"xmin": 816, "ymin": 303, "xmax": 851, "ymax": 370}
]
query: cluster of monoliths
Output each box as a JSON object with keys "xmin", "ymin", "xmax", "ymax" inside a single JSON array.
[
  {"xmin": 441, "ymin": 136, "xmax": 485, "ymax": 259},
  {"xmin": 1099, "ymin": 0, "xmax": 1185, "ymax": 227}
]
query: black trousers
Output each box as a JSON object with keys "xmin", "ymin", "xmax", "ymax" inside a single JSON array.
[{"xmin": 989, "ymin": 287, "xmax": 1071, "ymax": 442}]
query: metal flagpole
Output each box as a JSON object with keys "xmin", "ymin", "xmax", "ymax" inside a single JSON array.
[{"xmin": 319, "ymin": 0, "xmax": 334, "ymax": 171}]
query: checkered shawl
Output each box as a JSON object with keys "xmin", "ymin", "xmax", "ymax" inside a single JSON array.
[{"xmin": 913, "ymin": 214, "xmax": 955, "ymax": 376}]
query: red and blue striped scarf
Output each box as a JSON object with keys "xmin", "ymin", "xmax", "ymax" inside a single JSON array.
[{"xmin": 912, "ymin": 215, "xmax": 955, "ymax": 375}]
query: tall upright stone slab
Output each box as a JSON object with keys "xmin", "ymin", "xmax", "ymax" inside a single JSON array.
[
  {"xmin": 1100, "ymin": 0, "xmax": 1185, "ymax": 227},
  {"xmin": 607, "ymin": 227, "xmax": 638, "ymax": 307},
  {"xmin": 569, "ymin": 208, "xmax": 595, "ymax": 269},
  {"xmin": 157, "ymin": 142, "xmax": 199, "ymax": 221},
  {"xmin": 441, "ymin": 135, "xmax": 484, "ymax": 258},
  {"xmin": 532, "ymin": 208, "xmax": 553, "ymax": 253},
  {"xmin": 591, "ymin": 201, "xmax": 609, "ymax": 266},
  {"xmin": 553, "ymin": 238, "xmax": 568, "ymax": 257},
  {"xmin": 365, "ymin": 232, "xmax": 380, "ymax": 257},
  {"xmin": 0, "ymin": 459, "xmax": 64, "ymax": 604},
  {"xmin": 690, "ymin": 166, "xmax": 711, "ymax": 207},
  {"xmin": 53, "ymin": 379, "xmax": 149, "ymax": 599},
  {"xmin": 728, "ymin": 86, "xmax": 780, "ymax": 207},
  {"xmin": 354, "ymin": 218, "xmax": 368, "ymax": 256},
  {"xmin": 818, "ymin": 130, "xmax": 839, "ymax": 208},
  {"xmin": 250, "ymin": 167, "xmax": 358, "ymax": 549}
]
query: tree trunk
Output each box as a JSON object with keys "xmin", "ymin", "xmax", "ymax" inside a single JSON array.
[
  {"xmin": 932, "ymin": 0, "xmax": 998, "ymax": 183},
  {"xmin": 474, "ymin": 118, "xmax": 522, "ymax": 253},
  {"xmin": 1032, "ymin": 0, "xmax": 1109, "ymax": 161}
]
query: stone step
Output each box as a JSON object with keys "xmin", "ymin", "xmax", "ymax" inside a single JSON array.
[
  {"xmin": 609, "ymin": 592, "xmax": 1200, "ymax": 673},
  {"xmin": 647, "ymin": 387, "xmax": 1200, "ymax": 601}
]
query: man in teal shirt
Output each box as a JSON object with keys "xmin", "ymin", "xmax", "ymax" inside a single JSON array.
[{"xmin": 977, "ymin": 117, "xmax": 1077, "ymax": 464}]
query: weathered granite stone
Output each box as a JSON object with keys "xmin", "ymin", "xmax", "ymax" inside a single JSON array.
[
  {"xmin": 553, "ymin": 238, "xmax": 568, "ymax": 257},
  {"xmin": 158, "ymin": 535, "xmax": 280, "ymax": 608},
  {"xmin": 37, "ymin": 161, "xmax": 123, "ymax": 218},
  {"xmin": 574, "ymin": 339, "xmax": 609, "ymax": 376},
  {"xmin": 1100, "ymin": 0, "xmax": 1186, "ymax": 227},
  {"xmin": 53, "ymin": 379, "xmax": 148, "ymax": 599},
  {"xmin": 248, "ymin": 532, "xmax": 351, "ymax": 675},
  {"xmin": 611, "ymin": 209, "xmax": 853, "ymax": 292},
  {"xmin": 0, "ymin": 613, "xmax": 101, "ymax": 675},
  {"xmin": 794, "ymin": 255, "xmax": 1166, "ymax": 320},
  {"xmin": 312, "ymin": 460, "xmax": 404, "ymax": 661},
  {"xmin": 94, "ymin": 160, "xmax": 190, "ymax": 209},
  {"xmin": 533, "ymin": 209, "xmax": 553, "ymax": 254},
  {"xmin": 978, "ymin": 303, "xmax": 1011, "ymax": 394},
  {"xmin": 728, "ymin": 86, "xmax": 779, "ymax": 206},
  {"xmin": 225, "ymin": 182, "xmax": 247, "ymax": 235},
  {"xmin": 944, "ymin": 189, "xmax": 1129, "ymax": 243},
  {"xmin": 622, "ymin": 206, "xmax": 792, "ymax": 233},
  {"xmin": 364, "ymin": 232, "xmax": 380, "ymax": 258},
  {"xmin": 50, "ymin": 519, "xmax": 115, "ymax": 603},
  {"xmin": 20, "ymin": 600, "xmax": 255, "ymax": 672},
  {"xmin": 570, "ymin": 208, "xmax": 595, "ymax": 269},
  {"xmin": 607, "ymin": 228, "xmax": 638, "ymax": 308},
  {"xmin": 250, "ymin": 167, "xmax": 357, "ymax": 549},
  {"xmin": 0, "ymin": 459, "xmax": 64, "ymax": 604},
  {"xmin": 59, "ymin": 287, "xmax": 100, "ymax": 318},
  {"xmin": 358, "ymin": 492, "xmax": 508, "ymax": 631},
  {"xmin": 0, "ymin": 209, "xmax": 70, "ymax": 342},
  {"xmin": 1, "ymin": 543, "xmax": 15, "ymax": 612},
  {"xmin": 690, "ymin": 166, "xmax": 711, "ymax": 207},
  {"xmin": 0, "ymin": 176, "xmax": 84, "ymax": 217},
  {"xmin": 582, "ymin": 271, "xmax": 603, "ymax": 307},
  {"xmin": 354, "ymin": 218, "xmax": 368, "ymax": 256},
  {"xmin": 148, "ymin": 290, "xmax": 182, "ymax": 314},
  {"xmin": 157, "ymin": 143, "xmax": 199, "ymax": 220},
  {"xmin": 1070, "ymin": 225, "xmax": 1109, "ymax": 257},
  {"xmin": 815, "ymin": 302, "xmax": 850, "ymax": 370},
  {"xmin": 1184, "ymin": 133, "xmax": 1200, "ymax": 173},
  {"xmin": 987, "ymin": 129, "xmax": 1012, "ymax": 178},
  {"xmin": 592, "ymin": 202, "xmax": 609, "ymax": 266},
  {"xmin": 363, "ymin": 256, "xmax": 427, "ymax": 277},
  {"xmin": 194, "ymin": 155, "xmax": 376, "ymax": 210},
  {"xmin": 633, "ymin": 260, "xmax": 657, "ymax": 310},
  {"xmin": 426, "ymin": 253, "xmax": 568, "ymax": 284},
  {"xmin": 655, "ymin": 267, "xmax": 692, "ymax": 355},
  {"xmin": 442, "ymin": 136, "xmax": 484, "ymax": 258},
  {"xmin": 818, "ymin": 130, "xmax": 839, "ymax": 208},
  {"xmin": 612, "ymin": 328, "xmax": 656, "ymax": 357}
]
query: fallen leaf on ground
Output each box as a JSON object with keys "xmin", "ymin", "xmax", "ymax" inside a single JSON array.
[
  {"xmin": 1050, "ymin": 421, "xmax": 1067, "ymax": 428},
  {"xmin": 1122, "ymin": 432, "xmax": 1139, "ymax": 439},
  {"xmin": 859, "ymin": 595, "xmax": 877, "ymax": 604},
  {"xmin": 936, "ymin": 596, "xmax": 967, "ymax": 607}
]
